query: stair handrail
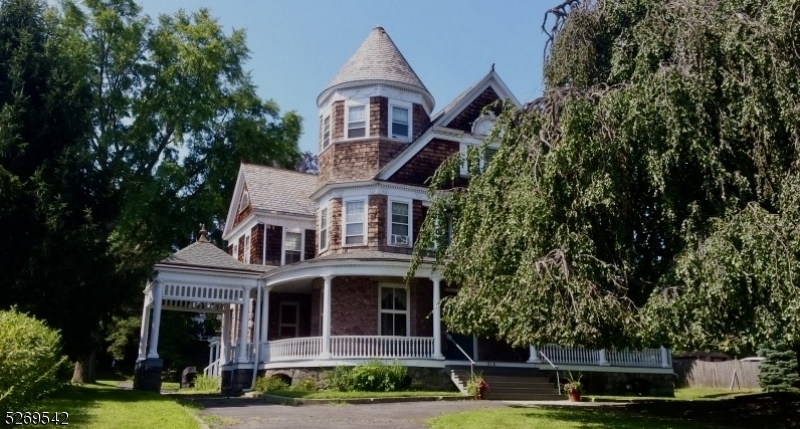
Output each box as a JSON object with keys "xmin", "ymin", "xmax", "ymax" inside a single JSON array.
[
  {"xmin": 446, "ymin": 334, "xmax": 475, "ymax": 378},
  {"xmin": 538, "ymin": 350, "xmax": 562, "ymax": 395}
]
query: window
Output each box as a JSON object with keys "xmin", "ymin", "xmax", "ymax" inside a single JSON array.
[
  {"xmin": 460, "ymin": 143, "xmax": 499, "ymax": 175},
  {"xmin": 379, "ymin": 286, "xmax": 408, "ymax": 336},
  {"xmin": 390, "ymin": 105, "xmax": 410, "ymax": 139},
  {"xmin": 284, "ymin": 231, "xmax": 302, "ymax": 264},
  {"xmin": 319, "ymin": 207, "xmax": 329, "ymax": 251},
  {"xmin": 344, "ymin": 199, "xmax": 366, "ymax": 245},
  {"xmin": 237, "ymin": 190, "xmax": 250, "ymax": 213},
  {"xmin": 244, "ymin": 235, "xmax": 251, "ymax": 264},
  {"xmin": 322, "ymin": 115, "xmax": 331, "ymax": 148},
  {"xmin": 347, "ymin": 105, "xmax": 366, "ymax": 138},
  {"xmin": 278, "ymin": 302, "xmax": 299, "ymax": 338},
  {"xmin": 389, "ymin": 200, "xmax": 411, "ymax": 246}
]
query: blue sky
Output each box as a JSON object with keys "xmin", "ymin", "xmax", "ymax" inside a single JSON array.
[{"xmin": 136, "ymin": 0, "xmax": 552, "ymax": 153}]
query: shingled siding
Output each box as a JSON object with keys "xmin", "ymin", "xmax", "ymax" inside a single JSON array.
[
  {"xmin": 237, "ymin": 236, "xmax": 245, "ymax": 262},
  {"xmin": 332, "ymin": 100, "xmax": 345, "ymax": 140},
  {"xmin": 367, "ymin": 195, "xmax": 387, "ymax": 249},
  {"xmin": 267, "ymin": 292, "xmax": 312, "ymax": 340},
  {"xmin": 446, "ymin": 86, "xmax": 500, "ymax": 132},
  {"xmin": 265, "ymin": 225, "xmax": 283, "ymax": 266},
  {"xmin": 250, "ymin": 224, "xmax": 264, "ymax": 265},
  {"xmin": 304, "ymin": 229, "xmax": 316, "ymax": 260},
  {"xmin": 318, "ymin": 139, "xmax": 405, "ymax": 183},
  {"xmin": 370, "ymin": 96, "xmax": 388, "ymax": 138},
  {"xmin": 389, "ymin": 139, "xmax": 460, "ymax": 186},
  {"xmin": 412, "ymin": 103, "xmax": 430, "ymax": 140},
  {"xmin": 233, "ymin": 204, "xmax": 252, "ymax": 230}
]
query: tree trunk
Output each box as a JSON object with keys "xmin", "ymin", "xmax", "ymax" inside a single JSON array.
[{"xmin": 71, "ymin": 350, "xmax": 96, "ymax": 384}]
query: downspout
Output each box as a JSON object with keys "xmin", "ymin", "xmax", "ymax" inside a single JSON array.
[{"xmin": 245, "ymin": 279, "xmax": 264, "ymax": 392}]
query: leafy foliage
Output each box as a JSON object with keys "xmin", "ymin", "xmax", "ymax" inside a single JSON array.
[
  {"xmin": 326, "ymin": 361, "xmax": 408, "ymax": 392},
  {"xmin": 254, "ymin": 375, "xmax": 289, "ymax": 393},
  {"xmin": 758, "ymin": 344, "xmax": 800, "ymax": 393},
  {"xmin": 0, "ymin": 309, "xmax": 69, "ymax": 410},
  {"xmin": 191, "ymin": 375, "xmax": 219, "ymax": 392},
  {"xmin": 412, "ymin": 0, "xmax": 800, "ymax": 368}
]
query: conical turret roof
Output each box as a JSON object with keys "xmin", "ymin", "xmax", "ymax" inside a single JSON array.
[{"xmin": 319, "ymin": 26, "xmax": 433, "ymax": 109}]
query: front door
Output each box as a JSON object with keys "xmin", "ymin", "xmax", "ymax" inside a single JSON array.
[{"xmin": 444, "ymin": 333, "xmax": 474, "ymax": 361}]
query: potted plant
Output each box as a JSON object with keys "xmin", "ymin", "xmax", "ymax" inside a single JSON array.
[
  {"xmin": 563, "ymin": 372, "xmax": 583, "ymax": 402},
  {"xmin": 467, "ymin": 373, "xmax": 489, "ymax": 400}
]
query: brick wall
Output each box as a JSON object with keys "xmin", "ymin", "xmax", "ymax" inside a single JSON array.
[
  {"xmin": 446, "ymin": 87, "xmax": 500, "ymax": 132},
  {"xmin": 265, "ymin": 225, "xmax": 282, "ymax": 266},
  {"xmin": 389, "ymin": 139, "xmax": 460, "ymax": 186},
  {"xmin": 250, "ymin": 224, "xmax": 264, "ymax": 265},
  {"xmin": 330, "ymin": 276, "xmax": 379, "ymax": 335},
  {"xmin": 412, "ymin": 103, "xmax": 430, "ymax": 140},
  {"xmin": 370, "ymin": 96, "xmax": 388, "ymax": 138},
  {"xmin": 304, "ymin": 229, "xmax": 316, "ymax": 261}
]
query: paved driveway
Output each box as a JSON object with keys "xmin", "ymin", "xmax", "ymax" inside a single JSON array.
[{"xmin": 195, "ymin": 398, "xmax": 506, "ymax": 429}]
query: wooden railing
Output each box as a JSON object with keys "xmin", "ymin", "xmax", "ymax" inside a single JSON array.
[
  {"xmin": 607, "ymin": 348, "xmax": 663, "ymax": 367},
  {"xmin": 539, "ymin": 344, "xmax": 670, "ymax": 368},
  {"xmin": 203, "ymin": 359, "xmax": 221, "ymax": 377},
  {"xmin": 331, "ymin": 336, "xmax": 434, "ymax": 359},
  {"xmin": 268, "ymin": 337, "xmax": 322, "ymax": 361}
]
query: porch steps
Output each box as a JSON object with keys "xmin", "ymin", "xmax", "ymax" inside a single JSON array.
[{"xmin": 448, "ymin": 366, "xmax": 564, "ymax": 401}]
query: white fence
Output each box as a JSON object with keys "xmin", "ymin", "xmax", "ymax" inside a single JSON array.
[
  {"xmin": 268, "ymin": 337, "xmax": 323, "ymax": 361},
  {"xmin": 540, "ymin": 344, "xmax": 670, "ymax": 368},
  {"xmin": 331, "ymin": 336, "xmax": 434, "ymax": 359}
]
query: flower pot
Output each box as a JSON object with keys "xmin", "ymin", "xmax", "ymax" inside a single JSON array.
[{"xmin": 568, "ymin": 391, "xmax": 581, "ymax": 402}]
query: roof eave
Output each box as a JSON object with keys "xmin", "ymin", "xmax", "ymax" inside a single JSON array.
[{"xmin": 317, "ymin": 80, "xmax": 435, "ymax": 112}]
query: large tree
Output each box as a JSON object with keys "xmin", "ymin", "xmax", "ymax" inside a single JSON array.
[
  {"xmin": 1, "ymin": 0, "xmax": 303, "ymax": 382},
  {"xmin": 413, "ymin": 0, "xmax": 800, "ymax": 373}
]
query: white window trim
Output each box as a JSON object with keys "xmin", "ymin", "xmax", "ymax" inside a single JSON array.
[
  {"xmin": 244, "ymin": 234, "xmax": 251, "ymax": 264},
  {"xmin": 318, "ymin": 206, "xmax": 330, "ymax": 252},
  {"xmin": 345, "ymin": 100, "xmax": 369, "ymax": 140},
  {"xmin": 377, "ymin": 284, "xmax": 410, "ymax": 337},
  {"xmin": 232, "ymin": 244, "xmax": 238, "ymax": 260},
  {"xmin": 387, "ymin": 197, "xmax": 413, "ymax": 247},
  {"xmin": 389, "ymin": 101, "xmax": 413, "ymax": 141},
  {"xmin": 281, "ymin": 228, "xmax": 305, "ymax": 265},
  {"xmin": 322, "ymin": 114, "xmax": 331, "ymax": 148},
  {"xmin": 342, "ymin": 197, "xmax": 368, "ymax": 247},
  {"xmin": 237, "ymin": 190, "xmax": 250, "ymax": 213},
  {"xmin": 278, "ymin": 301, "xmax": 300, "ymax": 338}
]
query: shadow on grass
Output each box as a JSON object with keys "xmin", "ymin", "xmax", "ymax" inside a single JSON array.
[{"xmin": 518, "ymin": 408, "xmax": 705, "ymax": 429}]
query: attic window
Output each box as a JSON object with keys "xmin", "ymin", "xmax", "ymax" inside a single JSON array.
[
  {"xmin": 347, "ymin": 105, "xmax": 366, "ymax": 138},
  {"xmin": 391, "ymin": 105, "xmax": 410, "ymax": 139},
  {"xmin": 237, "ymin": 190, "xmax": 250, "ymax": 213}
]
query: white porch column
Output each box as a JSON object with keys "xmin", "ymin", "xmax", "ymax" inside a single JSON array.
[
  {"xmin": 660, "ymin": 346, "xmax": 671, "ymax": 368},
  {"xmin": 527, "ymin": 345, "xmax": 542, "ymax": 363},
  {"xmin": 146, "ymin": 282, "xmax": 162, "ymax": 359},
  {"xmin": 599, "ymin": 349, "xmax": 610, "ymax": 366},
  {"xmin": 321, "ymin": 275, "xmax": 334, "ymax": 359},
  {"xmin": 260, "ymin": 289, "xmax": 270, "ymax": 361},
  {"xmin": 431, "ymin": 276, "xmax": 444, "ymax": 359},
  {"xmin": 220, "ymin": 305, "xmax": 231, "ymax": 365},
  {"xmin": 137, "ymin": 297, "xmax": 150, "ymax": 362},
  {"xmin": 236, "ymin": 286, "xmax": 253, "ymax": 363}
]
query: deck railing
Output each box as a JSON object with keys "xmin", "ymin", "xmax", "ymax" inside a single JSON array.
[
  {"xmin": 331, "ymin": 335, "xmax": 434, "ymax": 359},
  {"xmin": 268, "ymin": 337, "xmax": 323, "ymax": 362},
  {"xmin": 539, "ymin": 344, "xmax": 670, "ymax": 368},
  {"xmin": 203, "ymin": 359, "xmax": 221, "ymax": 377}
]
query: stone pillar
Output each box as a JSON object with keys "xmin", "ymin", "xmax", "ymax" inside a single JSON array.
[
  {"xmin": 221, "ymin": 305, "xmax": 231, "ymax": 365},
  {"xmin": 133, "ymin": 358, "xmax": 163, "ymax": 392},
  {"xmin": 146, "ymin": 282, "xmax": 162, "ymax": 359},
  {"xmin": 527, "ymin": 345, "xmax": 542, "ymax": 363},
  {"xmin": 321, "ymin": 275, "xmax": 333, "ymax": 358},
  {"xmin": 599, "ymin": 349, "xmax": 610, "ymax": 366},
  {"xmin": 236, "ymin": 287, "xmax": 253, "ymax": 363},
  {"xmin": 260, "ymin": 289, "xmax": 270, "ymax": 361},
  {"xmin": 137, "ymin": 301, "xmax": 150, "ymax": 362},
  {"xmin": 431, "ymin": 276, "xmax": 444, "ymax": 359}
]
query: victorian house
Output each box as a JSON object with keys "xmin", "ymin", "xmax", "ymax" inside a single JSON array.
[{"xmin": 134, "ymin": 27, "xmax": 675, "ymax": 398}]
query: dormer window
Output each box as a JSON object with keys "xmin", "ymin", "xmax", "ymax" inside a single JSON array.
[
  {"xmin": 322, "ymin": 115, "xmax": 331, "ymax": 148},
  {"xmin": 237, "ymin": 190, "xmax": 250, "ymax": 213},
  {"xmin": 390, "ymin": 105, "xmax": 410, "ymax": 140},
  {"xmin": 347, "ymin": 104, "xmax": 366, "ymax": 138}
]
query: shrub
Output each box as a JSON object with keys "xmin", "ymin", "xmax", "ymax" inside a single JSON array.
[
  {"xmin": 349, "ymin": 360, "xmax": 408, "ymax": 392},
  {"xmin": 327, "ymin": 366, "xmax": 354, "ymax": 392},
  {"xmin": 254, "ymin": 375, "xmax": 290, "ymax": 392},
  {"xmin": 290, "ymin": 376, "xmax": 317, "ymax": 392},
  {"xmin": 758, "ymin": 344, "xmax": 800, "ymax": 393},
  {"xmin": 192, "ymin": 375, "xmax": 219, "ymax": 391},
  {"xmin": 0, "ymin": 308, "xmax": 68, "ymax": 410}
]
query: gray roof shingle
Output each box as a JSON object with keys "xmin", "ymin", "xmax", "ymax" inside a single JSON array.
[
  {"xmin": 323, "ymin": 26, "xmax": 430, "ymax": 95},
  {"xmin": 159, "ymin": 240, "xmax": 270, "ymax": 273},
  {"xmin": 241, "ymin": 164, "xmax": 317, "ymax": 217}
]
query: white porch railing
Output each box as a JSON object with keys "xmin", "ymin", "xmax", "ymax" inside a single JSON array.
[
  {"xmin": 331, "ymin": 336, "xmax": 434, "ymax": 359},
  {"xmin": 539, "ymin": 344, "xmax": 670, "ymax": 368},
  {"xmin": 269, "ymin": 337, "xmax": 323, "ymax": 362},
  {"xmin": 204, "ymin": 359, "xmax": 221, "ymax": 377}
]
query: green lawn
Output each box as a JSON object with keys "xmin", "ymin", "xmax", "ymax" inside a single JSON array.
[
  {"xmin": 35, "ymin": 381, "xmax": 200, "ymax": 429},
  {"xmin": 428, "ymin": 407, "xmax": 708, "ymax": 429},
  {"xmin": 587, "ymin": 387, "xmax": 761, "ymax": 402},
  {"xmin": 266, "ymin": 389, "xmax": 463, "ymax": 399}
]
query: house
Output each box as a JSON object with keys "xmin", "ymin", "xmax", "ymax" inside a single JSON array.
[{"xmin": 133, "ymin": 26, "xmax": 675, "ymax": 398}]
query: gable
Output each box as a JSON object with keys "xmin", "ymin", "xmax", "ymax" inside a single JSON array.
[
  {"xmin": 445, "ymin": 86, "xmax": 500, "ymax": 132},
  {"xmin": 388, "ymin": 138, "xmax": 460, "ymax": 186}
]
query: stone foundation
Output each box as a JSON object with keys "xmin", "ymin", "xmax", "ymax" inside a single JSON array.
[
  {"xmin": 133, "ymin": 358, "xmax": 163, "ymax": 392},
  {"xmin": 258, "ymin": 366, "xmax": 456, "ymax": 392},
  {"xmin": 544, "ymin": 370, "xmax": 675, "ymax": 397}
]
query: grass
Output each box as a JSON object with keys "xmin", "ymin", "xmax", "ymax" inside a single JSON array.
[
  {"xmin": 586, "ymin": 387, "xmax": 761, "ymax": 402},
  {"xmin": 428, "ymin": 407, "xmax": 709, "ymax": 429},
  {"xmin": 35, "ymin": 380, "xmax": 200, "ymax": 429},
  {"xmin": 266, "ymin": 389, "xmax": 463, "ymax": 399}
]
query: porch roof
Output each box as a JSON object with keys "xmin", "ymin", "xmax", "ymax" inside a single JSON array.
[{"xmin": 158, "ymin": 240, "xmax": 269, "ymax": 274}]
